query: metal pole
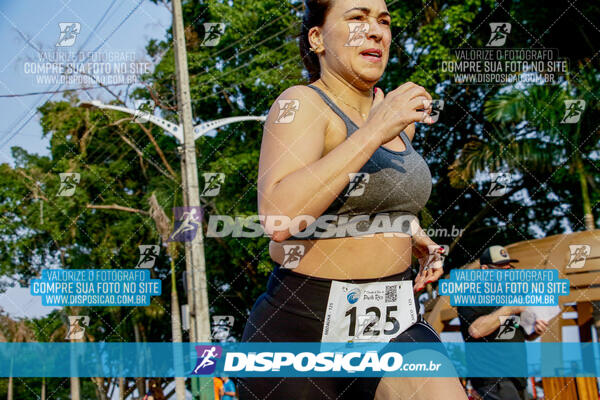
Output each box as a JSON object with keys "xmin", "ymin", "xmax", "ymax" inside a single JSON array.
[{"xmin": 172, "ymin": 1, "xmax": 213, "ymax": 399}]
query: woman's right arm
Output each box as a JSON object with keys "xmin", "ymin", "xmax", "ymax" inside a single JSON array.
[
  {"xmin": 258, "ymin": 85, "xmax": 379, "ymax": 242},
  {"xmin": 258, "ymin": 83, "xmax": 432, "ymax": 242}
]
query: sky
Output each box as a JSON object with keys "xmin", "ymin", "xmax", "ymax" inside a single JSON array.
[
  {"xmin": 0, "ymin": 0, "xmax": 172, "ymax": 165},
  {"xmin": 0, "ymin": 0, "xmax": 171, "ymax": 318}
]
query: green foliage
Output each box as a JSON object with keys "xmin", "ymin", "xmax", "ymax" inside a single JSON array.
[{"xmin": 0, "ymin": 0, "xmax": 598, "ymax": 356}]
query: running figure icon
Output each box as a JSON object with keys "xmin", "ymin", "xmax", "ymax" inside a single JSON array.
[
  {"xmin": 192, "ymin": 345, "xmax": 222, "ymax": 375},
  {"xmin": 561, "ymin": 100, "xmax": 586, "ymax": 123},
  {"xmin": 486, "ymin": 23, "xmax": 511, "ymax": 47},
  {"xmin": 281, "ymin": 245, "xmax": 305, "ymax": 269},
  {"xmin": 168, "ymin": 207, "xmax": 202, "ymax": 242}
]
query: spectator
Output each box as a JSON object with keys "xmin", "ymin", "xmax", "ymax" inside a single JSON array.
[
  {"xmin": 214, "ymin": 376, "xmax": 224, "ymax": 400},
  {"xmin": 143, "ymin": 378, "xmax": 166, "ymax": 400},
  {"xmin": 220, "ymin": 375, "xmax": 236, "ymax": 400},
  {"xmin": 457, "ymin": 246, "xmax": 548, "ymax": 400}
]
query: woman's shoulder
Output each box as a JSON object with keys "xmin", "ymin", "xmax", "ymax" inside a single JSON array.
[
  {"xmin": 280, "ymin": 83, "xmax": 316, "ymax": 94},
  {"xmin": 273, "ymin": 84, "xmax": 322, "ymax": 104},
  {"xmin": 265, "ymin": 85, "xmax": 329, "ymax": 126}
]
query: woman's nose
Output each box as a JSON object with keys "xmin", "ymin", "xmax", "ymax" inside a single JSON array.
[{"xmin": 367, "ymin": 19, "xmax": 384, "ymax": 40}]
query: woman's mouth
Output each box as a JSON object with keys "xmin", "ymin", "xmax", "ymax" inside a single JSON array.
[{"xmin": 359, "ymin": 48, "xmax": 382, "ymax": 63}]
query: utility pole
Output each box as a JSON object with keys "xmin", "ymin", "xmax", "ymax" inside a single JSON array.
[
  {"xmin": 179, "ymin": 146, "xmax": 200, "ymax": 399},
  {"xmin": 172, "ymin": 0, "xmax": 213, "ymax": 399}
]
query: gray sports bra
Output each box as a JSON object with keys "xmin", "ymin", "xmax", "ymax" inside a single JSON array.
[{"xmin": 287, "ymin": 84, "xmax": 432, "ymax": 240}]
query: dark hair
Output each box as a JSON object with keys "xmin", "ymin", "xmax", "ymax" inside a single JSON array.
[
  {"xmin": 147, "ymin": 378, "xmax": 166, "ymax": 400},
  {"xmin": 299, "ymin": 0, "xmax": 334, "ymax": 83}
]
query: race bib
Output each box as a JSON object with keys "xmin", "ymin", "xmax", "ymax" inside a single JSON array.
[{"xmin": 321, "ymin": 280, "xmax": 417, "ymax": 342}]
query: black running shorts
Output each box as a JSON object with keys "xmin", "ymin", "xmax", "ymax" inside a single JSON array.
[{"xmin": 238, "ymin": 265, "xmax": 443, "ymax": 400}]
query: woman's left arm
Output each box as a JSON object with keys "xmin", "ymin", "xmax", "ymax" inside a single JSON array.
[
  {"xmin": 404, "ymin": 123, "xmax": 444, "ymax": 291},
  {"xmin": 412, "ymin": 223, "xmax": 446, "ymax": 292}
]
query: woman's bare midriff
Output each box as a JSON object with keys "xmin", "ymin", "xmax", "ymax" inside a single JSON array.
[
  {"xmin": 264, "ymin": 85, "xmax": 416, "ymax": 280},
  {"xmin": 269, "ymin": 234, "xmax": 413, "ymax": 280}
]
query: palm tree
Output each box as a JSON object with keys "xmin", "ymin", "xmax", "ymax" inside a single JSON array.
[
  {"xmin": 28, "ymin": 318, "xmax": 54, "ymax": 400},
  {"xmin": 0, "ymin": 311, "xmax": 35, "ymax": 400},
  {"xmin": 449, "ymin": 66, "xmax": 599, "ymax": 232},
  {"xmin": 449, "ymin": 67, "xmax": 600, "ymax": 347},
  {"xmin": 150, "ymin": 192, "xmax": 186, "ymax": 400}
]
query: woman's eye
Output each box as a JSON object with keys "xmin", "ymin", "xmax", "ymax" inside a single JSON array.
[{"xmin": 381, "ymin": 20, "xmax": 391, "ymax": 25}]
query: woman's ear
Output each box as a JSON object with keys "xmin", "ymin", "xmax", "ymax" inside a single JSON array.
[{"xmin": 308, "ymin": 27, "xmax": 323, "ymax": 51}]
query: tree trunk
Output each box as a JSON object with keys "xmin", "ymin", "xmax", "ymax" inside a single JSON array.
[
  {"xmin": 91, "ymin": 377, "xmax": 109, "ymax": 400},
  {"xmin": 170, "ymin": 245, "xmax": 187, "ymax": 400},
  {"xmin": 574, "ymin": 119, "xmax": 595, "ymax": 231},
  {"xmin": 577, "ymin": 156, "xmax": 595, "ymax": 231},
  {"xmin": 119, "ymin": 377, "xmax": 125, "ymax": 400},
  {"xmin": 134, "ymin": 323, "xmax": 146, "ymax": 399},
  {"xmin": 70, "ymin": 377, "xmax": 81, "ymax": 400},
  {"xmin": 68, "ymin": 306, "xmax": 82, "ymax": 400},
  {"xmin": 7, "ymin": 376, "xmax": 13, "ymax": 400}
]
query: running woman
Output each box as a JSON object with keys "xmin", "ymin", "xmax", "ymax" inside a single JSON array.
[{"xmin": 239, "ymin": 1, "xmax": 467, "ymax": 399}]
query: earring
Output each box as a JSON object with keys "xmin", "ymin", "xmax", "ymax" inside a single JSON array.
[{"xmin": 310, "ymin": 45, "xmax": 322, "ymax": 53}]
